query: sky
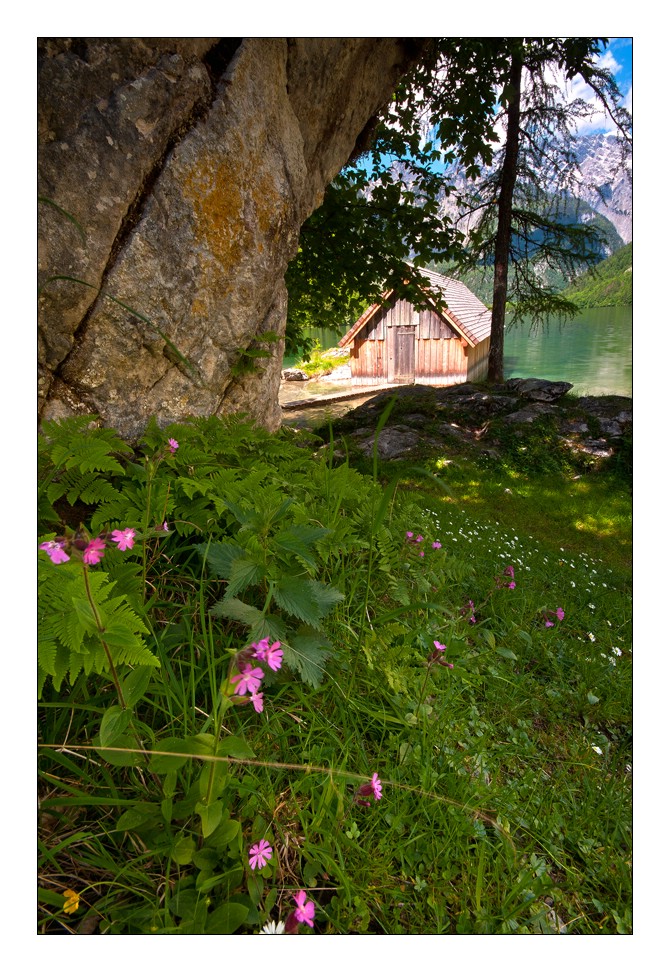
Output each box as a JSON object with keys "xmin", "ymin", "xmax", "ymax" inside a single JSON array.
[{"xmin": 565, "ymin": 37, "xmax": 632, "ymax": 135}]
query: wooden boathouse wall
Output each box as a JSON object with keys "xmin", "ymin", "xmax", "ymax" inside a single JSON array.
[{"xmin": 346, "ymin": 294, "xmax": 491, "ymax": 387}]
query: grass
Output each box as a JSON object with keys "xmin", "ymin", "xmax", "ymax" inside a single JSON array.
[{"xmin": 37, "ymin": 408, "xmax": 632, "ymax": 935}]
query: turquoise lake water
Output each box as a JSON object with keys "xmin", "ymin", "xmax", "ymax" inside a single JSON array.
[{"xmin": 503, "ymin": 306, "xmax": 632, "ymax": 397}]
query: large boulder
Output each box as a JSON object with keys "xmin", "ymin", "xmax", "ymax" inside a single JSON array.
[{"xmin": 38, "ymin": 38, "xmax": 426, "ymax": 439}]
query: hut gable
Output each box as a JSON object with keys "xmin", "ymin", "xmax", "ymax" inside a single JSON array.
[{"xmin": 339, "ymin": 268, "xmax": 491, "ymax": 387}]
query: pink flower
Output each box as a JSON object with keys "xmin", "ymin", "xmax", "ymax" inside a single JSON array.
[
  {"xmin": 508, "ymin": 581, "xmax": 516, "ymax": 590},
  {"xmin": 249, "ymin": 839, "xmax": 273, "ymax": 870},
  {"xmin": 168, "ymin": 438, "xmax": 179, "ymax": 454},
  {"xmin": 356, "ymin": 771, "xmax": 382, "ymax": 805},
  {"xmin": 265, "ymin": 641, "xmax": 283, "ymax": 671},
  {"xmin": 545, "ymin": 620, "xmax": 554, "ymax": 628},
  {"xmin": 432, "ymin": 541, "xmax": 442, "ymax": 549},
  {"xmin": 83, "ymin": 537, "xmax": 106, "ymax": 565},
  {"xmin": 419, "ymin": 551, "xmax": 425, "ymax": 558},
  {"xmin": 433, "ymin": 640, "xmax": 446, "ymax": 652},
  {"xmin": 370, "ymin": 772, "xmax": 382, "ymax": 800},
  {"xmin": 406, "ymin": 532, "xmax": 414, "ymax": 539},
  {"xmin": 39, "ymin": 540, "xmax": 70, "ymax": 565},
  {"xmin": 250, "ymin": 691, "xmax": 264, "ymax": 713},
  {"xmin": 415, "ymin": 535, "xmax": 424, "ymax": 543},
  {"xmin": 230, "ymin": 664, "xmax": 264, "ymax": 696},
  {"xmin": 252, "ymin": 636, "xmax": 270, "ymax": 661},
  {"xmin": 556, "ymin": 607, "xmax": 565, "ymax": 621},
  {"xmin": 504, "ymin": 565, "xmax": 515, "ymax": 578},
  {"xmin": 161, "ymin": 521, "xmax": 169, "ymax": 531},
  {"xmin": 252, "ymin": 637, "xmax": 283, "ymax": 671},
  {"xmin": 293, "ymin": 890, "xmax": 315, "ymax": 927},
  {"xmin": 110, "ymin": 527, "xmax": 136, "ymax": 551}
]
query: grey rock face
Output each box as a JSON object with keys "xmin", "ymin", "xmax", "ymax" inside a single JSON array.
[{"xmin": 38, "ymin": 37, "xmax": 423, "ymax": 439}]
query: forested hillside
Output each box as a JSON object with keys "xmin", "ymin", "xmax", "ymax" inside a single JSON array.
[{"xmin": 562, "ymin": 242, "xmax": 632, "ymax": 307}]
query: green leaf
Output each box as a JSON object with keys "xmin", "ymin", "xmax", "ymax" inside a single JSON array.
[
  {"xmin": 72, "ymin": 597, "xmax": 99, "ymax": 633},
  {"xmin": 587, "ymin": 692, "xmax": 600, "ymax": 705},
  {"xmin": 207, "ymin": 817, "xmax": 241, "ymax": 850},
  {"xmin": 121, "ymin": 666, "xmax": 154, "ymax": 707},
  {"xmin": 94, "ymin": 733, "xmax": 143, "ymax": 767},
  {"xmin": 274, "ymin": 524, "xmax": 331, "ymax": 569},
  {"xmin": 99, "ymin": 705, "xmax": 133, "ymax": 747},
  {"xmin": 171, "ymin": 837, "xmax": 197, "ymax": 865},
  {"xmin": 218, "ymin": 736, "xmax": 256, "ymax": 760},
  {"xmin": 272, "ymin": 576, "xmax": 323, "ymax": 626},
  {"xmin": 495, "ymin": 647, "xmax": 518, "ymax": 661},
  {"xmin": 196, "ymin": 799, "xmax": 223, "ymax": 838},
  {"xmin": 206, "ymin": 902, "xmax": 249, "ymax": 934},
  {"xmin": 283, "ymin": 630, "xmax": 332, "ymax": 689},
  {"xmin": 198, "ymin": 542, "xmax": 246, "ymax": 579},
  {"xmin": 226, "ymin": 556, "xmax": 264, "ymax": 598},
  {"xmin": 150, "ymin": 736, "xmax": 207, "ymax": 774},
  {"xmin": 247, "ymin": 873, "xmax": 264, "ymax": 907},
  {"xmin": 210, "ymin": 596, "xmax": 264, "ymax": 627}
]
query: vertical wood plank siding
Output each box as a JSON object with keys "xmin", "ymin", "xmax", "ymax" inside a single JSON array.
[{"xmin": 348, "ymin": 290, "xmax": 490, "ymax": 386}]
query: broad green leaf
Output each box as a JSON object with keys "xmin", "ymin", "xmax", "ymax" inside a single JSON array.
[
  {"xmin": 197, "ymin": 762, "xmax": 228, "ymax": 800},
  {"xmin": 117, "ymin": 803, "xmax": 161, "ymax": 831},
  {"xmin": 495, "ymin": 647, "xmax": 518, "ymax": 661},
  {"xmin": 274, "ymin": 524, "xmax": 331, "ymax": 569},
  {"xmin": 218, "ymin": 736, "xmax": 256, "ymax": 760},
  {"xmin": 150, "ymin": 736, "xmax": 207, "ymax": 773},
  {"xmin": 226, "ymin": 556, "xmax": 264, "ymax": 598},
  {"xmin": 207, "ymin": 901, "xmax": 248, "ymax": 934},
  {"xmin": 94, "ymin": 733, "xmax": 143, "ymax": 767},
  {"xmin": 272, "ymin": 576, "xmax": 322, "ymax": 626},
  {"xmin": 171, "ymin": 837, "xmax": 197, "ymax": 865},
  {"xmin": 99, "ymin": 705, "xmax": 133, "ymax": 747},
  {"xmin": 121, "ymin": 666, "xmax": 154, "ymax": 707},
  {"xmin": 196, "ymin": 799, "xmax": 223, "ymax": 838},
  {"xmin": 247, "ymin": 873, "xmax": 264, "ymax": 907},
  {"xmin": 210, "ymin": 596, "xmax": 264, "ymax": 626},
  {"xmin": 283, "ymin": 631, "xmax": 332, "ymax": 689},
  {"xmin": 101, "ymin": 623, "xmax": 145, "ymax": 649},
  {"xmin": 72, "ymin": 597, "xmax": 99, "ymax": 633},
  {"xmin": 207, "ymin": 818, "xmax": 241, "ymax": 849},
  {"xmin": 197, "ymin": 541, "xmax": 246, "ymax": 579},
  {"xmin": 308, "ymin": 579, "xmax": 344, "ymax": 614}
]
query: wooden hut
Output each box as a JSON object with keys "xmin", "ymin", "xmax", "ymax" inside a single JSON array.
[{"xmin": 338, "ymin": 268, "xmax": 491, "ymax": 386}]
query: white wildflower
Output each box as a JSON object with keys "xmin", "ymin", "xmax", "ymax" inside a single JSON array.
[
  {"xmin": 259, "ymin": 920, "xmax": 286, "ymax": 934},
  {"xmin": 588, "ymin": 632, "xmax": 596, "ymax": 642},
  {"xmin": 612, "ymin": 646, "xmax": 622, "ymax": 656},
  {"xmin": 592, "ymin": 745, "xmax": 603, "ymax": 755}
]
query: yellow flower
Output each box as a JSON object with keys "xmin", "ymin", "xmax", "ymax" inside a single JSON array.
[{"xmin": 63, "ymin": 889, "xmax": 80, "ymax": 914}]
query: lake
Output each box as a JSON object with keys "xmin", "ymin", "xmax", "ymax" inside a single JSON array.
[
  {"xmin": 284, "ymin": 306, "xmax": 632, "ymax": 398},
  {"xmin": 503, "ymin": 306, "xmax": 632, "ymax": 397}
]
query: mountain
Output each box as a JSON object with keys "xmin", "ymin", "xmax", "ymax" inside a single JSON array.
[
  {"xmin": 435, "ymin": 132, "xmax": 630, "ymax": 255},
  {"xmin": 570, "ymin": 133, "xmax": 632, "ymax": 244}
]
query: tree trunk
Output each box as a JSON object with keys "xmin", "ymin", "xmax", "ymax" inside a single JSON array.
[{"xmin": 487, "ymin": 50, "xmax": 523, "ymax": 384}]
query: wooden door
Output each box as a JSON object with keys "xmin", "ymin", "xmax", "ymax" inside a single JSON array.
[{"xmin": 392, "ymin": 326, "xmax": 416, "ymax": 383}]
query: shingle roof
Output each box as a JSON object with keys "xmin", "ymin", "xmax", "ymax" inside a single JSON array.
[
  {"xmin": 416, "ymin": 268, "xmax": 492, "ymax": 346},
  {"xmin": 338, "ymin": 267, "xmax": 491, "ymax": 349}
]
